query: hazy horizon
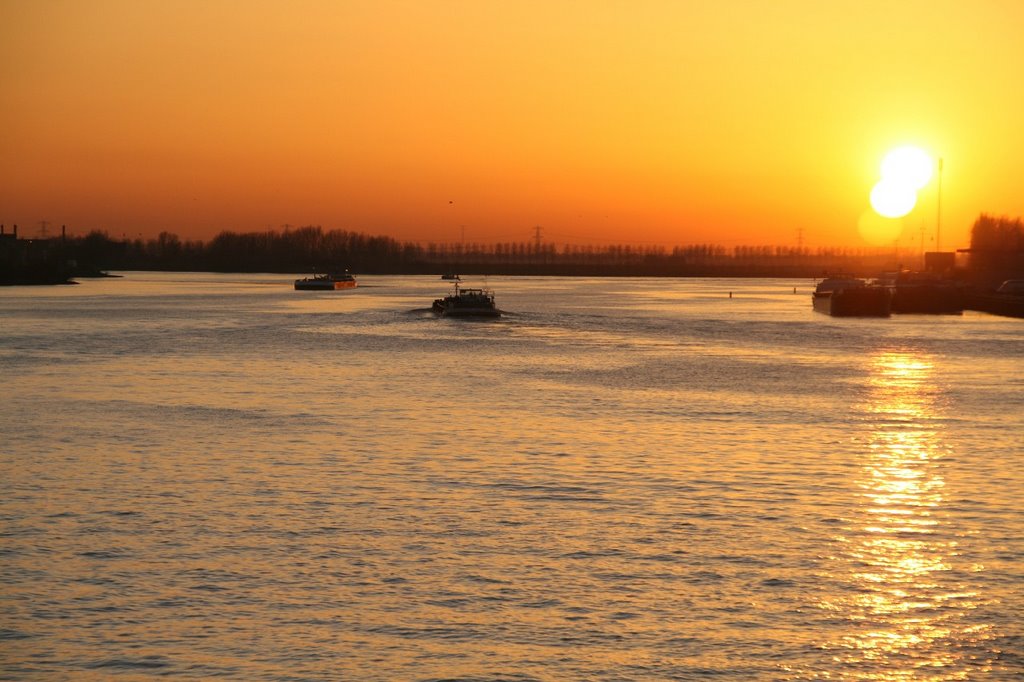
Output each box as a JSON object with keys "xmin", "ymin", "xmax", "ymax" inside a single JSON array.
[{"xmin": 1, "ymin": 219, "xmax": 978, "ymax": 254}]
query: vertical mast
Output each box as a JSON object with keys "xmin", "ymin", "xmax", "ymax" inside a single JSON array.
[{"xmin": 936, "ymin": 157, "xmax": 944, "ymax": 252}]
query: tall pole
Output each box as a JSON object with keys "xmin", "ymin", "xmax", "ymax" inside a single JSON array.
[
  {"xmin": 920, "ymin": 222, "xmax": 926, "ymax": 268},
  {"xmin": 936, "ymin": 157, "xmax": 944, "ymax": 252}
]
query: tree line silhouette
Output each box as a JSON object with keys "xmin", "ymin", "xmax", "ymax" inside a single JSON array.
[
  {"xmin": 6, "ymin": 217, "xmax": 1021, "ymax": 280},
  {"xmin": 966, "ymin": 214, "xmax": 1024, "ymax": 286},
  {"xmin": 44, "ymin": 225, "xmax": 933, "ymax": 278}
]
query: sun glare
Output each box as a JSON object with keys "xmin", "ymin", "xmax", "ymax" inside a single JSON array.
[
  {"xmin": 858, "ymin": 210, "xmax": 904, "ymax": 246},
  {"xmin": 868, "ymin": 145, "xmax": 934, "ymax": 221},
  {"xmin": 881, "ymin": 146, "xmax": 934, "ymax": 191},
  {"xmin": 870, "ymin": 180, "xmax": 918, "ymax": 219}
]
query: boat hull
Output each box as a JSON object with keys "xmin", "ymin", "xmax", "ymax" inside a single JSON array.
[
  {"xmin": 435, "ymin": 306, "xmax": 501, "ymax": 318},
  {"xmin": 965, "ymin": 293, "xmax": 1024, "ymax": 318},
  {"xmin": 432, "ymin": 286, "xmax": 501, "ymax": 318},
  {"xmin": 294, "ymin": 278, "xmax": 357, "ymax": 290},
  {"xmin": 813, "ymin": 287, "xmax": 891, "ymax": 317},
  {"xmin": 890, "ymin": 284, "xmax": 964, "ymax": 314}
]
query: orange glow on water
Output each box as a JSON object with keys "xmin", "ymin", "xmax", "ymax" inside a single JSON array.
[
  {"xmin": 2, "ymin": 2, "xmax": 1024, "ymax": 248},
  {"xmin": 820, "ymin": 352, "xmax": 994, "ymax": 678}
]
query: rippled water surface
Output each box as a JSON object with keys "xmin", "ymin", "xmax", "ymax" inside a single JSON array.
[{"xmin": 2, "ymin": 273, "xmax": 1022, "ymax": 680}]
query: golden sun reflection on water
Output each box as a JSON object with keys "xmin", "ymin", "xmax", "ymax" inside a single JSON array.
[{"xmin": 820, "ymin": 351, "xmax": 991, "ymax": 680}]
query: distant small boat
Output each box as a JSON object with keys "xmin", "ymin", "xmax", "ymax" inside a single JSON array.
[
  {"xmin": 441, "ymin": 272, "xmax": 461, "ymax": 281},
  {"xmin": 294, "ymin": 271, "xmax": 357, "ymax": 290},
  {"xmin": 432, "ymin": 282, "xmax": 501, "ymax": 317},
  {"xmin": 812, "ymin": 277, "xmax": 891, "ymax": 317}
]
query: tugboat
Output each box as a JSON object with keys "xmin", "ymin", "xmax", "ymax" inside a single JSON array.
[
  {"xmin": 294, "ymin": 271, "xmax": 357, "ymax": 290},
  {"xmin": 812, "ymin": 277, "xmax": 891, "ymax": 317},
  {"xmin": 432, "ymin": 282, "xmax": 501, "ymax": 318}
]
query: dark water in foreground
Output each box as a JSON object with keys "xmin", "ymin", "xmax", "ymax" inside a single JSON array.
[{"xmin": 2, "ymin": 273, "xmax": 1022, "ymax": 680}]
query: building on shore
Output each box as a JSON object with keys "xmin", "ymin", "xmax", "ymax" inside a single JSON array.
[{"xmin": 0, "ymin": 224, "xmax": 77, "ymax": 285}]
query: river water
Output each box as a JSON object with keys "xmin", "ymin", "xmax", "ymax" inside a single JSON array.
[{"xmin": 2, "ymin": 272, "xmax": 1022, "ymax": 680}]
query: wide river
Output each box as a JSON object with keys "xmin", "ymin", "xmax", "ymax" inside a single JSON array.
[{"xmin": 2, "ymin": 272, "xmax": 1022, "ymax": 681}]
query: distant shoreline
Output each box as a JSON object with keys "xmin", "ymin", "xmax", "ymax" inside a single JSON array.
[{"xmin": 5, "ymin": 223, "xmax": 1021, "ymax": 287}]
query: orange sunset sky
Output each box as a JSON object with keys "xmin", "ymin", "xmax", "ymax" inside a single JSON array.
[{"xmin": 2, "ymin": 0, "xmax": 1023, "ymax": 249}]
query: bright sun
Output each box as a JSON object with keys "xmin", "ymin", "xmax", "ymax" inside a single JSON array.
[
  {"xmin": 870, "ymin": 180, "xmax": 917, "ymax": 218},
  {"xmin": 880, "ymin": 146, "xmax": 934, "ymax": 190},
  {"xmin": 868, "ymin": 145, "xmax": 934, "ymax": 220}
]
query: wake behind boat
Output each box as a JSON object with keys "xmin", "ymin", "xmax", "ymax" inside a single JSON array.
[
  {"xmin": 294, "ymin": 271, "xmax": 357, "ymax": 290},
  {"xmin": 812, "ymin": 277, "xmax": 891, "ymax": 317},
  {"xmin": 432, "ymin": 282, "xmax": 501, "ymax": 318}
]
